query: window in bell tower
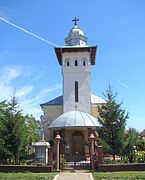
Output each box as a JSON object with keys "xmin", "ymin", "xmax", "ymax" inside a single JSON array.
[
  {"xmin": 67, "ymin": 61, "xmax": 69, "ymax": 66},
  {"xmin": 82, "ymin": 58, "xmax": 87, "ymax": 66},
  {"xmin": 75, "ymin": 60, "xmax": 78, "ymax": 66},
  {"xmin": 75, "ymin": 81, "xmax": 79, "ymax": 102},
  {"xmin": 65, "ymin": 59, "xmax": 70, "ymax": 66}
]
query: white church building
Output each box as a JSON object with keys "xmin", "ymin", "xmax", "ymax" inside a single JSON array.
[{"xmin": 40, "ymin": 18, "xmax": 105, "ymax": 157}]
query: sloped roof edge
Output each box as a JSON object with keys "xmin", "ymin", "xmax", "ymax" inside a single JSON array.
[{"xmin": 40, "ymin": 94, "xmax": 106, "ymax": 107}]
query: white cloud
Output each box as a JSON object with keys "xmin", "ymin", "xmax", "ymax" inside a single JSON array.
[
  {"xmin": 0, "ymin": 65, "xmax": 62, "ymax": 120},
  {"xmin": 21, "ymin": 84, "xmax": 61, "ymax": 107},
  {"xmin": 16, "ymin": 86, "xmax": 34, "ymax": 98},
  {"xmin": 0, "ymin": 66, "xmax": 22, "ymax": 100},
  {"xmin": 29, "ymin": 65, "xmax": 47, "ymax": 83},
  {"xmin": 112, "ymin": 77, "xmax": 135, "ymax": 91},
  {"xmin": 3, "ymin": 66, "xmax": 22, "ymax": 83},
  {"xmin": 0, "ymin": 85, "xmax": 13, "ymax": 100},
  {"xmin": 20, "ymin": 84, "xmax": 62, "ymax": 119},
  {"xmin": 22, "ymin": 105, "xmax": 42, "ymax": 120}
]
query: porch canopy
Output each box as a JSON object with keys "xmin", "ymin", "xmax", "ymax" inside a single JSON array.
[{"xmin": 48, "ymin": 110, "xmax": 100, "ymax": 129}]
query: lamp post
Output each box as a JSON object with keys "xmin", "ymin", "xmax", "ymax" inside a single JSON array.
[
  {"xmin": 89, "ymin": 133, "xmax": 95, "ymax": 170},
  {"xmin": 55, "ymin": 134, "xmax": 61, "ymax": 171}
]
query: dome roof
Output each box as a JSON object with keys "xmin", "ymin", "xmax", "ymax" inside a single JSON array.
[
  {"xmin": 48, "ymin": 110, "xmax": 100, "ymax": 129},
  {"xmin": 65, "ymin": 20, "xmax": 87, "ymax": 46},
  {"xmin": 68, "ymin": 25, "xmax": 84, "ymax": 36}
]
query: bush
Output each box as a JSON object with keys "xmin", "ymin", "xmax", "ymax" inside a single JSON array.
[
  {"xmin": 136, "ymin": 151, "xmax": 145, "ymax": 163},
  {"xmin": 52, "ymin": 154, "xmax": 66, "ymax": 170}
]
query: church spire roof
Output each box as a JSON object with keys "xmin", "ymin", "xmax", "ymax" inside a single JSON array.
[{"xmin": 65, "ymin": 17, "xmax": 87, "ymax": 46}]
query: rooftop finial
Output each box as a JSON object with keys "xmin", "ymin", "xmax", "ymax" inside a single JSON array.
[{"xmin": 72, "ymin": 17, "xmax": 79, "ymax": 26}]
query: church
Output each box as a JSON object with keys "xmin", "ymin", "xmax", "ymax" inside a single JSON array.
[{"xmin": 40, "ymin": 18, "xmax": 105, "ymax": 158}]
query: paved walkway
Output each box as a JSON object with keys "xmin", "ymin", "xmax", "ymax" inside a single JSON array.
[{"xmin": 53, "ymin": 172, "xmax": 94, "ymax": 180}]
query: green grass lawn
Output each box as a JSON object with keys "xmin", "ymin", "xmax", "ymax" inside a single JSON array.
[
  {"xmin": 0, "ymin": 172, "xmax": 57, "ymax": 180},
  {"xmin": 92, "ymin": 171, "xmax": 145, "ymax": 179},
  {"xmin": 1, "ymin": 171, "xmax": 145, "ymax": 180}
]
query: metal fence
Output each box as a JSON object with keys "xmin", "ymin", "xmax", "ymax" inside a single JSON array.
[{"xmin": 63, "ymin": 155, "xmax": 90, "ymax": 170}]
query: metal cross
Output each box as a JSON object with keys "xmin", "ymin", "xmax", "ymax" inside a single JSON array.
[{"xmin": 72, "ymin": 17, "xmax": 79, "ymax": 26}]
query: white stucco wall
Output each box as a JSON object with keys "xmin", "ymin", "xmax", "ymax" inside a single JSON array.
[
  {"xmin": 91, "ymin": 104, "xmax": 101, "ymax": 118},
  {"xmin": 62, "ymin": 51, "xmax": 91, "ymax": 113},
  {"xmin": 42, "ymin": 105, "xmax": 63, "ymax": 141},
  {"xmin": 43, "ymin": 105, "xmax": 63, "ymax": 124}
]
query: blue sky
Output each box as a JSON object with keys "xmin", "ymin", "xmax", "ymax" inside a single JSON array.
[{"xmin": 0, "ymin": 0, "xmax": 145, "ymax": 132}]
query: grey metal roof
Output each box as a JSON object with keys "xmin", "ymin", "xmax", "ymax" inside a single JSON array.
[
  {"xmin": 48, "ymin": 110, "xmax": 100, "ymax": 129},
  {"xmin": 40, "ymin": 95, "xmax": 63, "ymax": 107},
  {"xmin": 91, "ymin": 94, "xmax": 106, "ymax": 104},
  {"xmin": 40, "ymin": 94, "xmax": 105, "ymax": 107}
]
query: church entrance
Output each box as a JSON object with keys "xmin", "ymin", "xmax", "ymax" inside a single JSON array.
[
  {"xmin": 64, "ymin": 131, "xmax": 90, "ymax": 170},
  {"xmin": 71, "ymin": 131, "xmax": 84, "ymax": 156}
]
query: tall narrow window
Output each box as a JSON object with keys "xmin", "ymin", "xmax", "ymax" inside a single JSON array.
[
  {"xmin": 82, "ymin": 58, "xmax": 87, "ymax": 66},
  {"xmin": 65, "ymin": 58, "xmax": 70, "ymax": 66},
  {"xmin": 75, "ymin": 60, "xmax": 78, "ymax": 66},
  {"xmin": 67, "ymin": 61, "xmax": 69, "ymax": 66},
  {"xmin": 75, "ymin": 81, "xmax": 79, "ymax": 102}
]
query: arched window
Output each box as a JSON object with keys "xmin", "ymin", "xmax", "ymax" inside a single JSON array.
[
  {"xmin": 65, "ymin": 59, "xmax": 70, "ymax": 66},
  {"xmin": 82, "ymin": 58, "xmax": 87, "ymax": 66},
  {"xmin": 75, "ymin": 60, "xmax": 78, "ymax": 66},
  {"xmin": 75, "ymin": 81, "xmax": 79, "ymax": 102},
  {"xmin": 66, "ymin": 61, "xmax": 69, "ymax": 66}
]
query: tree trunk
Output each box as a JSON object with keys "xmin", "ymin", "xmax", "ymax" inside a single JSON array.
[{"xmin": 113, "ymin": 154, "xmax": 115, "ymax": 161}]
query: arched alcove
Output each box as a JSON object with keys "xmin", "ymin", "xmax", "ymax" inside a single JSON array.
[
  {"xmin": 71, "ymin": 131, "xmax": 84, "ymax": 155},
  {"xmin": 65, "ymin": 58, "xmax": 70, "ymax": 66}
]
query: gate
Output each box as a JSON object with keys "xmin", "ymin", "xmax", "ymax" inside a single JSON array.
[{"xmin": 64, "ymin": 155, "xmax": 90, "ymax": 170}]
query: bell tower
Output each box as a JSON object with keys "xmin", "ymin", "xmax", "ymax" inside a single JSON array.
[{"xmin": 55, "ymin": 18, "xmax": 97, "ymax": 113}]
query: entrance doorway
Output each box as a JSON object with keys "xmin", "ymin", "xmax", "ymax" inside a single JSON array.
[
  {"xmin": 72, "ymin": 131, "xmax": 84, "ymax": 156},
  {"xmin": 64, "ymin": 131, "xmax": 90, "ymax": 170}
]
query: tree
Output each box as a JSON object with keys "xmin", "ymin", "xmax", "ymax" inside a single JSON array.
[
  {"xmin": 98, "ymin": 85, "xmax": 129, "ymax": 160},
  {"xmin": 137, "ymin": 129, "xmax": 145, "ymax": 151},
  {"xmin": 123, "ymin": 128, "xmax": 138, "ymax": 163},
  {"xmin": 0, "ymin": 97, "xmax": 40, "ymax": 164}
]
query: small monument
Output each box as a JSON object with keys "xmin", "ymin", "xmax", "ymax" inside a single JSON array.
[{"xmin": 32, "ymin": 128, "xmax": 50, "ymax": 165}]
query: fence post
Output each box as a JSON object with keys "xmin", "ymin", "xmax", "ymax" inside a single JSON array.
[
  {"xmin": 89, "ymin": 133, "xmax": 95, "ymax": 171},
  {"xmin": 55, "ymin": 134, "xmax": 61, "ymax": 171},
  {"xmin": 48, "ymin": 148, "xmax": 52, "ymax": 165}
]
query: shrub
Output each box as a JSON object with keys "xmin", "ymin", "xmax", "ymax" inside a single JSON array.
[{"xmin": 52, "ymin": 154, "xmax": 66, "ymax": 170}]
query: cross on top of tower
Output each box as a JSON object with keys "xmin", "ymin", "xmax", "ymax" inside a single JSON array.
[{"xmin": 72, "ymin": 17, "xmax": 79, "ymax": 26}]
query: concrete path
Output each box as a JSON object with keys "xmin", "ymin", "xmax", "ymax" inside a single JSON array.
[{"xmin": 53, "ymin": 172, "xmax": 94, "ymax": 180}]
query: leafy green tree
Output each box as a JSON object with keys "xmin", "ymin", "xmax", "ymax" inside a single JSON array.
[
  {"xmin": 123, "ymin": 128, "xmax": 139, "ymax": 163},
  {"xmin": 0, "ymin": 97, "xmax": 40, "ymax": 164},
  {"xmin": 98, "ymin": 85, "xmax": 129, "ymax": 160},
  {"xmin": 0, "ymin": 100, "xmax": 12, "ymax": 163},
  {"xmin": 137, "ymin": 130, "xmax": 145, "ymax": 151}
]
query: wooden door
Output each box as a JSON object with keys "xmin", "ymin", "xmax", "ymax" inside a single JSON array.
[{"xmin": 72, "ymin": 131, "xmax": 84, "ymax": 155}]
